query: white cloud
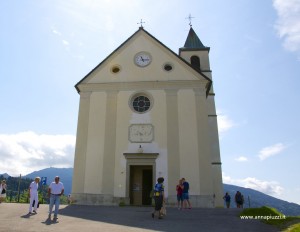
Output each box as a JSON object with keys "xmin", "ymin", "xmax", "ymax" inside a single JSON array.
[
  {"xmin": 243, "ymin": 177, "xmax": 284, "ymax": 196},
  {"xmin": 62, "ymin": 40, "xmax": 70, "ymax": 46},
  {"xmin": 217, "ymin": 111, "xmax": 235, "ymax": 133},
  {"xmin": 0, "ymin": 131, "xmax": 75, "ymax": 176},
  {"xmin": 235, "ymin": 156, "xmax": 248, "ymax": 162},
  {"xmin": 222, "ymin": 173, "xmax": 283, "ymax": 197},
  {"xmin": 273, "ymin": 0, "xmax": 300, "ymax": 52},
  {"xmin": 52, "ymin": 29, "xmax": 62, "ymax": 36},
  {"xmin": 258, "ymin": 143, "xmax": 286, "ymax": 160}
]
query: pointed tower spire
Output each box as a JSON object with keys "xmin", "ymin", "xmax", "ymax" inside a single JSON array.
[{"xmin": 183, "ymin": 27, "xmax": 206, "ymax": 49}]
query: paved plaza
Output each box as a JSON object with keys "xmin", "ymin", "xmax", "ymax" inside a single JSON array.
[{"xmin": 0, "ymin": 203, "xmax": 277, "ymax": 232}]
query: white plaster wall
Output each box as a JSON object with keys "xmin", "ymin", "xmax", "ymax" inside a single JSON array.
[
  {"xmin": 206, "ymin": 95, "xmax": 217, "ymax": 115},
  {"xmin": 150, "ymin": 90, "xmax": 168, "ymax": 196},
  {"xmin": 114, "ymin": 91, "xmax": 133, "ymax": 197},
  {"xmin": 84, "ymin": 92, "xmax": 106, "ymax": 193},
  {"xmin": 178, "ymin": 89, "xmax": 200, "ymax": 194},
  {"xmin": 212, "ymin": 164, "xmax": 223, "ymax": 207},
  {"xmin": 112, "ymin": 90, "xmax": 169, "ymax": 197}
]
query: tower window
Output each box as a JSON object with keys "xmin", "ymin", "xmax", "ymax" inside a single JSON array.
[{"xmin": 190, "ymin": 56, "xmax": 200, "ymax": 70}]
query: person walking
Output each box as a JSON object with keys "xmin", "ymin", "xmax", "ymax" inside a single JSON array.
[
  {"xmin": 0, "ymin": 180, "xmax": 7, "ymax": 203},
  {"xmin": 235, "ymin": 191, "xmax": 243, "ymax": 208},
  {"xmin": 182, "ymin": 178, "xmax": 191, "ymax": 209},
  {"xmin": 28, "ymin": 177, "xmax": 40, "ymax": 214},
  {"xmin": 176, "ymin": 179, "xmax": 183, "ymax": 210},
  {"xmin": 223, "ymin": 192, "xmax": 231, "ymax": 208},
  {"xmin": 152, "ymin": 177, "xmax": 165, "ymax": 219},
  {"xmin": 48, "ymin": 176, "xmax": 64, "ymax": 221}
]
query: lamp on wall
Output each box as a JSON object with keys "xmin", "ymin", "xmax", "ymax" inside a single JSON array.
[{"xmin": 137, "ymin": 145, "xmax": 143, "ymax": 153}]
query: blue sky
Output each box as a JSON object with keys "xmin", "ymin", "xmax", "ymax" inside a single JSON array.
[{"xmin": 0, "ymin": 0, "xmax": 299, "ymax": 205}]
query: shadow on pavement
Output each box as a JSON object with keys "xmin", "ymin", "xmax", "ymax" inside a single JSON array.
[{"xmin": 58, "ymin": 205, "xmax": 277, "ymax": 232}]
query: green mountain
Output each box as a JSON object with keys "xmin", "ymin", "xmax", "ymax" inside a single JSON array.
[{"xmin": 224, "ymin": 184, "xmax": 300, "ymax": 216}]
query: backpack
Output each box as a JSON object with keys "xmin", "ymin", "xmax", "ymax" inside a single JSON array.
[
  {"xmin": 236, "ymin": 194, "xmax": 242, "ymax": 202},
  {"xmin": 153, "ymin": 183, "xmax": 164, "ymax": 197}
]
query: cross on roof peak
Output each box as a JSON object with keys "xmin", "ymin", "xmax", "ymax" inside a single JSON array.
[
  {"xmin": 186, "ymin": 14, "xmax": 195, "ymax": 27},
  {"xmin": 137, "ymin": 19, "xmax": 145, "ymax": 28}
]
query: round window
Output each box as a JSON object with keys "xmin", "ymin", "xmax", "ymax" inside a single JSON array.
[
  {"xmin": 111, "ymin": 65, "xmax": 121, "ymax": 74},
  {"xmin": 164, "ymin": 64, "xmax": 173, "ymax": 71},
  {"xmin": 129, "ymin": 93, "xmax": 153, "ymax": 113}
]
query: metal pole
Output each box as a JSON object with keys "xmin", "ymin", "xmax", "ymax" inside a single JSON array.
[
  {"xmin": 248, "ymin": 195, "xmax": 251, "ymax": 208},
  {"xmin": 42, "ymin": 184, "xmax": 44, "ymax": 204},
  {"xmin": 17, "ymin": 174, "xmax": 21, "ymax": 202}
]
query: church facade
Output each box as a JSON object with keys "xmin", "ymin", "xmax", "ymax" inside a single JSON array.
[{"xmin": 72, "ymin": 25, "xmax": 223, "ymax": 207}]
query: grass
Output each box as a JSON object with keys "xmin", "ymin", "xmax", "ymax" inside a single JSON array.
[
  {"xmin": 240, "ymin": 206, "xmax": 300, "ymax": 231},
  {"xmin": 285, "ymin": 223, "xmax": 300, "ymax": 232}
]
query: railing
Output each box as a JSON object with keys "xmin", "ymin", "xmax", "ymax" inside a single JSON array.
[{"xmin": 4, "ymin": 190, "xmax": 49, "ymax": 204}]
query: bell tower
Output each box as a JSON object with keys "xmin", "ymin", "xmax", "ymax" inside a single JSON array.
[{"xmin": 179, "ymin": 25, "xmax": 223, "ymax": 207}]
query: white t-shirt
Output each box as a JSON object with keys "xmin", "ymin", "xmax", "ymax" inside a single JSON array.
[
  {"xmin": 49, "ymin": 182, "xmax": 64, "ymax": 194},
  {"xmin": 0, "ymin": 184, "xmax": 7, "ymax": 196},
  {"xmin": 29, "ymin": 181, "xmax": 39, "ymax": 193}
]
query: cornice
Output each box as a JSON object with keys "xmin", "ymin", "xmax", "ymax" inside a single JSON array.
[
  {"xmin": 123, "ymin": 153, "xmax": 159, "ymax": 159},
  {"xmin": 77, "ymin": 80, "xmax": 207, "ymax": 92}
]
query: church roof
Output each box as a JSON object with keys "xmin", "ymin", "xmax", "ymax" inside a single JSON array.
[{"xmin": 184, "ymin": 27, "xmax": 205, "ymax": 49}]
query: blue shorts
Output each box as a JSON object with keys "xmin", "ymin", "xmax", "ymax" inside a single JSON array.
[
  {"xmin": 177, "ymin": 194, "xmax": 183, "ymax": 201},
  {"xmin": 183, "ymin": 192, "xmax": 189, "ymax": 200}
]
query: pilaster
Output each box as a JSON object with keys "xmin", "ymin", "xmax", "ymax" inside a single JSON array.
[
  {"xmin": 102, "ymin": 90, "xmax": 119, "ymax": 194},
  {"xmin": 165, "ymin": 89, "xmax": 180, "ymax": 198},
  {"xmin": 193, "ymin": 88, "xmax": 213, "ymax": 195},
  {"xmin": 72, "ymin": 92, "xmax": 92, "ymax": 193}
]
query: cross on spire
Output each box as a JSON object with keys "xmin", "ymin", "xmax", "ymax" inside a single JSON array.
[
  {"xmin": 137, "ymin": 19, "xmax": 145, "ymax": 28},
  {"xmin": 186, "ymin": 14, "xmax": 194, "ymax": 27}
]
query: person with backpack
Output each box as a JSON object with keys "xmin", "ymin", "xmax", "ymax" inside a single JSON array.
[
  {"xmin": 152, "ymin": 177, "xmax": 165, "ymax": 219},
  {"xmin": 235, "ymin": 191, "xmax": 243, "ymax": 208}
]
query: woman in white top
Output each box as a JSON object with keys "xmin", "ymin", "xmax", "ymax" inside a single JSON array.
[
  {"xmin": 0, "ymin": 180, "xmax": 7, "ymax": 203},
  {"xmin": 28, "ymin": 177, "xmax": 40, "ymax": 214}
]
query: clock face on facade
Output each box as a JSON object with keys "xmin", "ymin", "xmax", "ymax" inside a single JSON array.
[
  {"xmin": 129, "ymin": 124, "xmax": 154, "ymax": 143},
  {"xmin": 134, "ymin": 52, "xmax": 152, "ymax": 67}
]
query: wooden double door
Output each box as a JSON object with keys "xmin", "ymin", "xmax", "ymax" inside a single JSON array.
[{"xmin": 129, "ymin": 165, "xmax": 153, "ymax": 205}]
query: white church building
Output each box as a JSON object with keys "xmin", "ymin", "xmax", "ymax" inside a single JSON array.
[{"xmin": 71, "ymin": 24, "xmax": 223, "ymax": 207}]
